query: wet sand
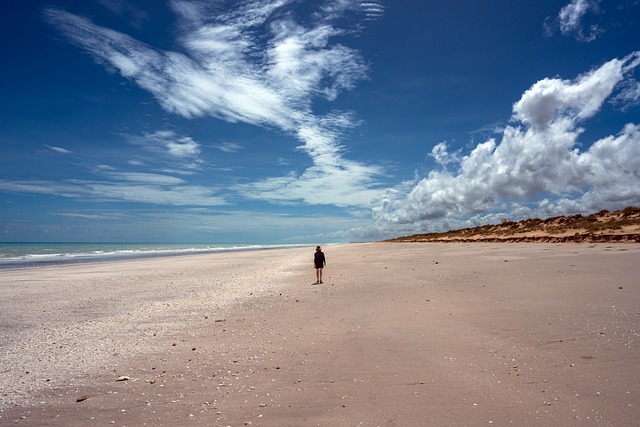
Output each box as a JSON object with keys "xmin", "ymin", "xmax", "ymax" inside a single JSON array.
[{"xmin": 1, "ymin": 243, "xmax": 639, "ymax": 426}]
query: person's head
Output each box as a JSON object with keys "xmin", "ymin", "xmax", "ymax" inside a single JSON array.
[{"xmin": 316, "ymin": 245, "xmax": 321, "ymax": 251}]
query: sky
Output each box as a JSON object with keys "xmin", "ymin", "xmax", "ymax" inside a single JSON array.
[{"xmin": 1, "ymin": 0, "xmax": 639, "ymax": 243}]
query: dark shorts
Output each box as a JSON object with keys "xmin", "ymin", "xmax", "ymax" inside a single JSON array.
[{"xmin": 314, "ymin": 262, "xmax": 324, "ymax": 269}]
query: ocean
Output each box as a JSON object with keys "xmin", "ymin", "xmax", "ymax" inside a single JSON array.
[{"xmin": 0, "ymin": 242, "xmax": 307, "ymax": 270}]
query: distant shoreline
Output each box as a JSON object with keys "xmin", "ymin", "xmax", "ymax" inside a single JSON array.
[{"xmin": 0, "ymin": 242, "xmax": 310, "ymax": 270}]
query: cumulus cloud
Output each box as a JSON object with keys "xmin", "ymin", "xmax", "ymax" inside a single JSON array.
[
  {"xmin": 45, "ymin": 0, "xmax": 385, "ymax": 208},
  {"xmin": 512, "ymin": 56, "xmax": 626, "ymax": 128},
  {"xmin": 372, "ymin": 52, "xmax": 640, "ymax": 234}
]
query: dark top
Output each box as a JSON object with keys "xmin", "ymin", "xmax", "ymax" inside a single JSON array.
[{"xmin": 314, "ymin": 251, "xmax": 326, "ymax": 268}]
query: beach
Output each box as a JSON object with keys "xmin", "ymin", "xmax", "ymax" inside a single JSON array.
[{"xmin": 1, "ymin": 242, "xmax": 639, "ymax": 426}]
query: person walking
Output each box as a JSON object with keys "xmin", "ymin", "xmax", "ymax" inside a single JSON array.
[{"xmin": 314, "ymin": 245, "xmax": 326, "ymax": 284}]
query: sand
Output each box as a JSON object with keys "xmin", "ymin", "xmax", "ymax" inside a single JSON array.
[{"xmin": 1, "ymin": 243, "xmax": 639, "ymax": 426}]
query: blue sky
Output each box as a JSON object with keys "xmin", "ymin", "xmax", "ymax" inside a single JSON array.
[{"xmin": 1, "ymin": 0, "xmax": 639, "ymax": 243}]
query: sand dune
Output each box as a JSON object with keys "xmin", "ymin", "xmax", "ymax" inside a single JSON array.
[{"xmin": 387, "ymin": 206, "xmax": 640, "ymax": 243}]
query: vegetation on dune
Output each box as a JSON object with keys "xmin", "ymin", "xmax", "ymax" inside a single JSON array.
[{"xmin": 386, "ymin": 206, "xmax": 640, "ymax": 243}]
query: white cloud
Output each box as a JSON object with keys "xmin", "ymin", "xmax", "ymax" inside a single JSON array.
[
  {"xmin": 545, "ymin": 0, "xmax": 602, "ymax": 42},
  {"xmin": 215, "ymin": 142, "xmax": 244, "ymax": 153},
  {"xmin": 45, "ymin": 0, "xmax": 384, "ymax": 209},
  {"xmin": 55, "ymin": 212, "xmax": 124, "ymax": 220},
  {"xmin": 236, "ymin": 157, "xmax": 385, "ymax": 208},
  {"xmin": 0, "ymin": 175, "xmax": 226, "ymax": 206},
  {"xmin": 318, "ymin": 0, "xmax": 384, "ymax": 23},
  {"xmin": 512, "ymin": 55, "xmax": 625, "ymax": 128},
  {"xmin": 236, "ymin": 110, "xmax": 387, "ymax": 208},
  {"xmin": 124, "ymin": 130, "xmax": 203, "ymax": 171},
  {"xmin": 7, "ymin": 132, "xmax": 223, "ymax": 208},
  {"xmin": 96, "ymin": 164, "xmax": 116, "ymax": 171},
  {"xmin": 372, "ymin": 52, "xmax": 640, "ymax": 235},
  {"xmin": 166, "ymin": 139, "xmax": 199, "ymax": 158},
  {"xmin": 361, "ymin": 1, "xmax": 385, "ymax": 20},
  {"xmin": 80, "ymin": 181, "xmax": 226, "ymax": 206},
  {"xmin": 559, "ymin": 0, "xmax": 601, "ymax": 41},
  {"xmin": 431, "ymin": 142, "xmax": 460, "ymax": 168},
  {"xmin": 105, "ymin": 172, "xmax": 185, "ymax": 185},
  {"xmin": 45, "ymin": 144, "xmax": 72, "ymax": 154},
  {"xmin": 43, "ymin": 207, "xmax": 370, "ymax": 243},
  {"xmin": 0, "ymin": 180, "xmax": 74, "ymax": 196},
  {"xmin": 98, "ymin": 0, "xmax": 149, "ymax": 28},
  {"xmin": 611, "ymin": 80, "xmax": 640, "ymax": 111}
]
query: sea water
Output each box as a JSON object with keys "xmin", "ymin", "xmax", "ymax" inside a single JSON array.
[{"xmin": 0, "ymin": 242, "xmax": 306, "ymax": 270}]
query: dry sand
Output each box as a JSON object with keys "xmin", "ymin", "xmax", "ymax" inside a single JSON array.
[{"xmin": 1, "ymin": 243, "xmax": 639, "ymax": 426}]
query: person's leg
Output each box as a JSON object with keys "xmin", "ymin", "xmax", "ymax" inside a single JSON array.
[
  {"xmin": 318, "ymin": 267, "xmax": 323, "ymax": 283},
  {"xmin": 316, "ymin": 268, "xmax": 320, "ymax": 283}
]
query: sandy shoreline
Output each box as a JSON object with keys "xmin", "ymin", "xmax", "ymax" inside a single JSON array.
[{"xmin": 1, "ymin": 243, "xmax": 639, "ymax": 426}]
